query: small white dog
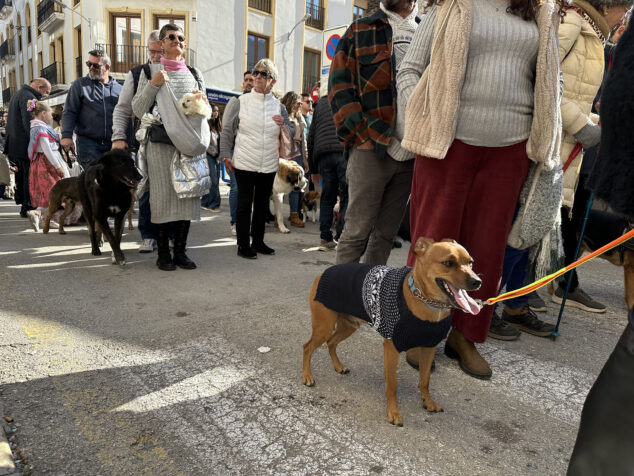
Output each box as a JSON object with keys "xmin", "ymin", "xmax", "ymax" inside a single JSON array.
[{"xmin": 180, "ymin": 92, "xmax": 211, "ymax": 119}]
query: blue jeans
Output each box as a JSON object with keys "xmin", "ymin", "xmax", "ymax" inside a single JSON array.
[
  {"xmin": 499, "ymin": 245, "xmax": 530, "ymax": 309},
  {"xmin": 201, "ymin": 153, "xmax": 221, "ymax": 209},
  {"xmin": 137, "ymin": 191, "xmax": 156, "ymax": 240},
  {"xmin": 289, "ymin": 156, "xmax": 304, "ymax": 213},
  {"xmin": 76, "ymin": 136, "xmax": 111, "ymax": 170},
  {"xmin": 318, "ymin": 152, "xmax": 348, "ymax": 242},
  {"xmin": 228, "ymin": 170, "xmax": 238, "ymax": 225}
]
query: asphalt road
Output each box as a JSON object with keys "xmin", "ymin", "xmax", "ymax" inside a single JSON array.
[{"xmin": 0, "ymin": 193, "xmax": 629, "ymax": 475}]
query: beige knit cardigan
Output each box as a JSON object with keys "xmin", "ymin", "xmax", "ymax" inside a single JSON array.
[{"xmin": 401, "ymin": 0, "xmax": 562, "ymax": 170}]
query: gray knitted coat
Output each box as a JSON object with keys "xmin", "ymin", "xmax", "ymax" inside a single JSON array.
[{"xmin": 132, "ymin": 67, "xmax": 204, "ymax": 223}]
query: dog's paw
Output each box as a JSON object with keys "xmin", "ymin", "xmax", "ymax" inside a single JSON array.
[
  {"xmin": 301, "ymin": 373, "xmax": 315, "ymax": 387},
  {"xmin": 386, "ymin": 408, "xmax": 403, "ymax": 427},
  {"xmin": 92, "ymin": 248, "xmax": 102, "ymax": 256},
  {"xmin": 422, "ymin": 398, "xmax": 443, "ymax": 413},
  {"xmin": 112, "ymin": 252, "xmax": 126, "ymax": 265},
  {"xmin": 128, "ymin": 225, "xmax": 134, "ymax": 230},
  {"xmin": 334, "ymin": 364, "xmax": 350, "ymax": 375},
  {"xmin": 58, "ymin": 228, "xmax": 66, "ymax": 235},
  {"xmin": 279, "ymin": 226, "xmax": 291, "ymax": 234}
]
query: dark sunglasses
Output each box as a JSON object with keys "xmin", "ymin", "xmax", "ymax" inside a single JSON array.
[
  {"xmin": 164, "ymin": 33, "xmax": 186, "ymax": 43},
  {"xmin": 86, "ymin": 61, "xmax": 104, "ymax": 69},
  {"xmin": 304, "ymin": 100, "xmax": 313, "ymax": 105},
  {"xmin": 252, "ymin": 70, "xmax": 270, "ymax": 79}
]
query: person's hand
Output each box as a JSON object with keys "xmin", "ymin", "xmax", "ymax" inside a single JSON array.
[
  {"xmin": 61, "ymin": 138, "xmax": 75, "ymax": 152},
  {"xmin": 151, "ymin": 71, "xmax": 170, "ymax": 87},
  {"xmin": 303, "ymin": 160, "xmax": 310, "ymax": 173},
  {"xmin": 272, "ymin": 115, "xmax": 284, "ymax": 126},
  {"xmin": 112, "ymin": 140, "xmax": 128, "ymax": 150},
  {"xmin": 56, "ymin": 167, "xmax": 65, "ymax": 178},
  {"xmin": 223, "ymin": 157, "xmax": 234, "ymax": 173},
  {"xmin": 311, "ymin": 174, "xmax": 321, "ymax": 185},
  {"xmin": 594, "ymin": 100, "xmax": 601, "ymax": 114},
  {"xmin": 358, "ymin": 140, "xmax": 374, "ymax": 150}
]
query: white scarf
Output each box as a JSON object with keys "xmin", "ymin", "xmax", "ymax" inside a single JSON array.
[{"xmin": 380, "ymin": 2, "xmax": 419, "ymax": 70}]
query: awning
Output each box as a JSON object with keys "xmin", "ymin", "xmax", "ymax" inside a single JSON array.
[{"xmin": 43, "ymin": 92, "xmax": 68, "ymax": 107}]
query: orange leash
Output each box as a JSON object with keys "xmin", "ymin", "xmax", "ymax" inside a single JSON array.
[{"xmin": 485, "ymin": 228, "xmax": 634, "ymax": 306}]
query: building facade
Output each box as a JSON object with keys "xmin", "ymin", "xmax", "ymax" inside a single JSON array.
[{"xmin": 0, "ymin": 0, "xmax": 368, "ymax": 107}]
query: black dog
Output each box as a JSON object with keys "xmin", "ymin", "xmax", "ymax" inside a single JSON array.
[
  {"xmin": 78, "ymin": 149, "xmax": 142, "ymax": 265},
  {"xmin": 568, "ymin": 307, "xmax": 634, "ymax": 475}
]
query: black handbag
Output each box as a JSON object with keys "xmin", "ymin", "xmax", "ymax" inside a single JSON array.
[{"xmin": 148, "ymin": 124, "xmax": 174, "ymax": 146}]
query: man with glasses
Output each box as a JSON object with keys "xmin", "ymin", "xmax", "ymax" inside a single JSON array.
[
  {"xmin": 223, "ymin": 70, "xmax": 254, "ymax": 235},
  {"xmin": 61, "ymin": 49, "xmax": 124, "ymax": 170},
  {"xmin": 6, "ymin": 77, "xmax": 51, "ymax": 217},
  {"xmin": 300, "ymin": 93, "xmax": 313, "ymax": 130},
  {"xmin": 110, "ymin": 30, "xmax": 163, "ymax": 253}
]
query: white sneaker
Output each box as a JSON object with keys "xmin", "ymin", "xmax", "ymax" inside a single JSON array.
[
  {"xmin": 49, "ymin": 220, "xmax": 59, "ymax": 229},
  {"xmin": 27, "ymin": 210, "xmax": 40, "ymax": 232},
  {"xmin": 230, "ymin": 223, "xmax": 236, "ymax": 235},
  {"xmin": 169, "ymin": 238, "xmax": 175, "ymax": 249},
  {"xmin": 138, "ymin": 238, "xmax": 156, "ymax": 253}
]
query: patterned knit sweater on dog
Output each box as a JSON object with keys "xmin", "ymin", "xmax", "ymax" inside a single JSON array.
[{"xmin": 314, "ymin": 263, "xmax": 452, "ymax": 352}]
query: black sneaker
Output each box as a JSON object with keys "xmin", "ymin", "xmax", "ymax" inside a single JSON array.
[
  {"xmin": 528, "ymin": 291, "xmax": 547, "ymax": 312},
  {"xmin": 488, "ymin": 310, "xmax": 521, "ymax": 341},
  {"xmin": 502, "ymin": 306, "xmax": 555, "ymax": 337},
  {"xmin": 552, "ymin": 287, "xmax": 606, "ymax": 313}
]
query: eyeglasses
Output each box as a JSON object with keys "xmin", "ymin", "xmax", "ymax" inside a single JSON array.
[
  {"xmin": 252, "ymin": 70, "xmax": 270, "ymax": 79},
  {"xmin": 164, "ymin": 33, "xmax": 186, "ymax": 43},
  {"xmin": 303, "ymin": 100, "xmax": 313, "ymax": 105},
  {"xmin": 86, "ymin": 61, "xmax": 104, "ymax": 69},
  {"xmin": 148, "ymin": 49, "xmax": 163, "ymax": 55}
]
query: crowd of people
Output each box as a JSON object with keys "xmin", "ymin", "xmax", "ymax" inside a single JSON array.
[{"xmin": 0, "ymin": 0, "xmax": 632, "ymax": 379}]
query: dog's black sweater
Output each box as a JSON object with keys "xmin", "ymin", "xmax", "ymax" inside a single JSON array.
[{"xmin": 314, "ymin": 263, "xmax": 452, "ymax": 352}]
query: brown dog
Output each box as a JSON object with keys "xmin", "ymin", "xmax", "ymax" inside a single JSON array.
[
  {"xmin": 302, "ymin": 190, "xmax": 321, "ymax": 223},
  {"xmin": 302, "ymin": 237, "xmax": 482, "ymax": 426},
  {"xmin": 43, "ymin": 177, "xmax": 81, "ymax": 234}
]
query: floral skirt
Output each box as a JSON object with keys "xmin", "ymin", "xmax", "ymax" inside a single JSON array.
[{"xmin": 28, "ymin": 153, "xmax": 60, "ymax": 208}]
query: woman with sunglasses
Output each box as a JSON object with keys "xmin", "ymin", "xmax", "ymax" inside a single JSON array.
[
  {"xmin": 220, "ymin": 59, "xmax": 294, "ymax": 259},
  {"xmin": 280, "ymin": 91, "xmax": 308, "ymax": 228},
  {"xmin": 132, "ymin": 23, "xmax": 208, "ymax": 271}
]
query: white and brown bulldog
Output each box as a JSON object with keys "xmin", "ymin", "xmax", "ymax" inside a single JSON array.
[{"xmin": 272, "ymin": 159, "xmax": 308, "ymax": 233}]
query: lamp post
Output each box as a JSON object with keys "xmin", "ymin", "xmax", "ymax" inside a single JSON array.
[{"xmin": 279, "ymin": 13, "xmax": 311, "ymax": 91}]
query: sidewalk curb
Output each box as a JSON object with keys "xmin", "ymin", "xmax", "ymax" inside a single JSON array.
[{"xmin": 0, "ymin": 400, "xmax": 17, "ymax": 476}]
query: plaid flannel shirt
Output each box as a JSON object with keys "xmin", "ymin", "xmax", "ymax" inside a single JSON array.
[{"xmin": 328, "ymin": 9, "xmax": 396, "ymax": 159}]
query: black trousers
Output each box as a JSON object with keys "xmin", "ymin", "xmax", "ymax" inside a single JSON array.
[
  {"xmin": 13, "ymin": 157, "xmax": 33, "ymax": 213},
  {"xmin": 234, "ymin": 168, "xmax": 276, "ymax": 249},
  {"xmin": 559, "ymin": 174, "xmax": 591, "ymax": 291}
]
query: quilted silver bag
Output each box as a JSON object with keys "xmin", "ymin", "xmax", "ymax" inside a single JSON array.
[{"xmin": 171, "ymin": 151, "xmax": 210, "ymax": 199}]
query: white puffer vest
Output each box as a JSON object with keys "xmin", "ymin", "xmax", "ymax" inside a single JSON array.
[{"xmin": 233, "ymin": 91, "xmax": 281, "ymax": 174}]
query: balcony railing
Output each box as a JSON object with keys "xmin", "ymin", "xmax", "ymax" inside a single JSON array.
[
  {"xmin": 75, "ymin": 55, "xmax": 82, "ymax": 79},
  {"xmin": 248, "ymin": 0, "xmax": 272, "ymax": 13},
  {"xmin": 41, "ymin": 62, "xmax": 65, "ymax": 86},
  {"xmin": 0, "ymin": 0, "xmax": 13, "ymax": 21},
  {"xmin": 306, "ymin": 3, "xmax": 325, "ymax": 29},
  {"xmin": 2, "ymin": 86, "xmax": 13, "ymax": 104},
  {"xmin": 37, "ymin": 0, "xmax": 64, "ymax": 34},
  {"xmin": 95, "ymin": 43, "xmax": 197, "ymax": 73},
  {"xmin": 0, "ymin": 39, "xmax": 15, "ymax": 63}
]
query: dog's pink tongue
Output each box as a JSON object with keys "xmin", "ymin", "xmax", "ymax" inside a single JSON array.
[{"xmin": 447, "ymin": 282, "xmax": 482, "ymax": 315}]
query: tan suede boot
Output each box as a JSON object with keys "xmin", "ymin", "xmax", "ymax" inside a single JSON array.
[
  {"xmin": 445, "ymin": 328, "xmax": 492, "ymax": 379},
  {"xmin": 290, "ymin": 212, "xmax": 305, "ymax": 228}
]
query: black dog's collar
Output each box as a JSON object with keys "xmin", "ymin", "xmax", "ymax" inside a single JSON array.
[{"xmin": 407, "ymin": 273, "xmax": 452, "ymax": 311}]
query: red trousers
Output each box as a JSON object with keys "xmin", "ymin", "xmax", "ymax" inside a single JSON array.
[{"xmin": 407, "ymin": 140, "xmax": 530, "ymax": 343}]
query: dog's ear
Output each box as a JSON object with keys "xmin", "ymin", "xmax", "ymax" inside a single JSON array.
[
  {"xmin": 414, "ymin": 237, "xmax": 435, "ymax": 256},
  {"xmin": 89, "ymin": 163, "xmax": 105, "ymax": 185},
  {"xmin": 441, "ymin": 238, "xmax": 457, "ymax": 244}
]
